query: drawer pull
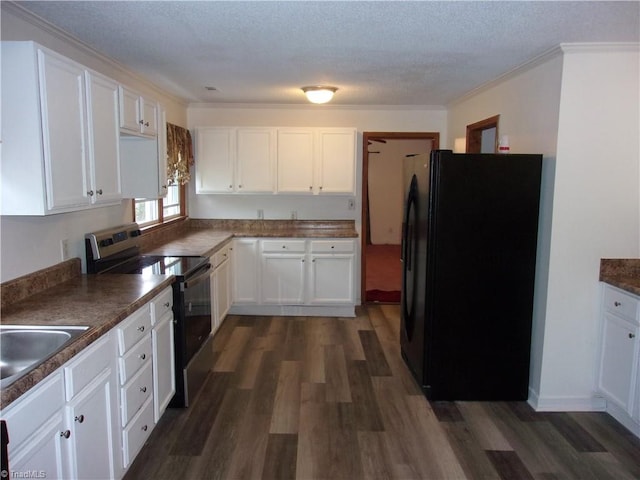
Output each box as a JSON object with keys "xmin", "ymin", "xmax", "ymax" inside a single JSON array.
[
  {"xmin": 140, "ymin": 386, "xmax": 147, "ymax": 393},
  {"xmin": 139, "ymin": 353, "xmax": 146, "ymax": 360},
  {"xmin": 614, "ymin": 301, "xmax": 622, "ymax": 307},
  {"xmin": 137, "ymin": 326, "xmax": 145, "ymax": 332},
  {"xmin": 142, "ymin": 425, "xmax": 148, "ymax": 432},
  {"xmin": 60, "ymin": 430, "xmax": 71, "ymax": 439},
  {"xmin": 630, "ymin": 333, "xmax": 636, "ymax": 339},
  {"xmin": 75, "ymin": 415, "xmax": 85, "ymax": 423}
]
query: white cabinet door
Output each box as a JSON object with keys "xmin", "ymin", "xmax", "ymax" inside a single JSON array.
[
  {"xmin": 236, "ymin": 128, "xmax": 276, "ymax": 193},
  {"xmin": 10, "ymin": 412, "xmax": 69, "ymax": 480},
  {"xmin": 309, "ymin": 255, "xmax": 355, "ymax": 304},
  {"xmin": 85, "ymin": 70, "xmax": 121, "ymax": 205},
  {"xmin": 213, "ymin": 258, "xmax": 232, "ymax": 330},
  {"xmin": 315, "ymin": 128, "xmax": 356, "ymax": 194},
  {"xmin": 598, "ymin": 313, "xmax": 639, "ymax": 412},
  {"xmin": 232, "ymin": 238, "xmax": 260, "ymax": 303},
  {"xmin": 118, "ymin": 85, "xmax": 141, "ymax": 133},
  {"xmin": 152, "ymin": 312, "xmax": 176, "ymax": 423},
  {"xmin": 66, "ymin": 369, "xmax": 115, "ymax": 480},
  {"xmin": 196, "ymin": 128, "xmax": 235, "ymax": 193},
  {"xmin": 38, "ymin": 49, "xmax": 91, "ymax": 211},
  {"xmin": 277, "ymin": 128, "xmax": 315, "ymax": 193},
  {"xmin": 140, "ymin": 97, "xmax": 159, "ymax": 137},
  {"xmin": 157, "ymin": 107, "xmax": 169, "ymax": 197},
  {"xmin": 261, "ymin": 254, "xmax": 306, "ymax": 304}
]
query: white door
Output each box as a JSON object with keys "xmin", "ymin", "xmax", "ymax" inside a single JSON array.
[
  {"xmin": 66, "ymin": 370, "xmax": 115, "ymax": 480},
  {"xmin": 86, "ymin": 70, "xmax": 121, "ymax": 204},
  {"xmin": 261, "ymin": 254, "xmax": 306, "ymax": 304},
  {"xmin": 38, "ymin": 49, "xmax": 91, "ymax": 211},
  {"xmin": 236, "ymin": 128, "xmax": 276, "ymax": 192},
  {"xmin": 277, "ymin": 129, "xmax": 314, "ymax": 193},
  {"xmin": 316, "ymin": 128, "xmax": 356, "ymax": 194},
  {"xmin": 196, "ymin": 128, "xmax": 235, "ymax": 193},
  {"xmin": 152, "ymin": 313, "xmax": 176, "ymax": 422},
  {"xmin": 598, "ymin": 313, "xmax": 639, "ymax": 412},
  {"xmin": 309, "ymin": 255, "xmax": 355, "ymax": 304}
]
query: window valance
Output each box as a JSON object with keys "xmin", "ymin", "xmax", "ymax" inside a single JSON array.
[{"xmin": 166, "ymin": 123, "xmax": 194, "ymax": 185}]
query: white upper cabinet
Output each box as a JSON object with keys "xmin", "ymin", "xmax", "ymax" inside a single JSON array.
[
  {"xmin": 86, "ymin": 70, "xmax": 122, "ymax": 204},
  {"xmin": 118, "ymin": 85, "xmax": 158, "ymax": 137},
  {"xmin": 277, "ymin": 128, "xmax": 315, "ymax": 193},
  {"xmin": 196, "ymin": 126, "xmax": 357, "ymax": 195},
  {"xmin": 1, "ymin": 42, "xmax": 122, "ymax": 215},
  {"xmin": 315, "ymin": 128, "xmax": 356, "ymax": 194},
  {"xmin": 196, "ymin": 127, "xmax": 276, "ymax": 193}
]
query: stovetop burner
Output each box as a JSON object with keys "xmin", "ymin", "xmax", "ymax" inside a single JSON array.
[{"xmin": 104, "ymin": 255, "xmax": 208, "ymax": 279}]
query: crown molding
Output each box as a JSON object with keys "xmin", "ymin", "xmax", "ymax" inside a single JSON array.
[
  {"xmin": 449, "ymin": 42, "xmax": 639, "ymax": 107},
  {"xmin": 2, "ymin": 1, "xmax": 188, "ymax": 106},
  {"xmin": 187, "ymin": 102, "xmax": 447, "ymax": 111}
]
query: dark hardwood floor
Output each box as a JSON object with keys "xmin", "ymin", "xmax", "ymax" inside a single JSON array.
[{"xmin": 124, "ymin": 305, "xmax": 640, "ymax": 479}]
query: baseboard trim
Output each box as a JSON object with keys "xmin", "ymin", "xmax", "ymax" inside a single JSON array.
[
  {"xmin": 528, "ymin": 387, "xmax": 607, "ymax": 412},
  {"xmin": 229, "ymin": 304, "xmax": 355, "ymax": 317}
]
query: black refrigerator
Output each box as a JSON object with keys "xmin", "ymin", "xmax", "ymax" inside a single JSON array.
[{"xmin": 400, "ymin": 149, "xmax": 542, "ymax": 401}]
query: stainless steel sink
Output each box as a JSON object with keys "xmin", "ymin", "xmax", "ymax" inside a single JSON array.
[{"xmin": 0, "ymin": 325, "xmax": 89, "ymax": 388}]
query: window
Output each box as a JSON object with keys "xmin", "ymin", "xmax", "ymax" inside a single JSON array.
[{"xmin": 134, "ymin": 182, "xmax": 185, "ymax": 227}]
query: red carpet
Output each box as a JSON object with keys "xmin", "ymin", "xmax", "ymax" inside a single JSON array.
[{"xmin": 366, "ymin": 289, "xmax": 401, "ymax": 303}]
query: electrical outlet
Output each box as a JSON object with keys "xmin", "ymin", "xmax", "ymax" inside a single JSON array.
[
  {"xmin": 60, "ymin": 239, "xmax": 69, "ymax": 260},
  {"xmin": 348, "ymin": 198, "xmax": 355, "ymax": 210},
  {"xmin": 257, "ymin": 209, "xmax": 264, "ymax": 219}
]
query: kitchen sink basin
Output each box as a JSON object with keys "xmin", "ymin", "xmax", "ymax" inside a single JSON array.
[{"xmin": 0, "ymin": 325, "xmax": 89, "ymax": 388}]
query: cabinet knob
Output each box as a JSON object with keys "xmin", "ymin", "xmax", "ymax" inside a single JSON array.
[
  {"xmin": 238, "ymin": 184, "xmax": 243, "ymax": 189},
  {"xmin": 60, "ymin": 430, "xmax": 71, "ymax": 439},
  {"xmin": 229, "ymin": 184, "xmax": 233, "ymax": 189},
  {"xmin": 139, "ymin": 119, "xmax": 144, "ymax": 125},
  {"xmin": 145, "ymin": 121, "xmax": 150, "ymax": 127},
  {"xmin": 142, "ymin": 425, "xmax": 148, "ymax": 432},
  {"xmin": 164, "ymin": 302, "xmax": 170, "ymax": 308},
  {"xmin": 139, "ymin": 353, "xmax": 146, "ymax": 360},
  {"xmin": 309, "ymin": 186, "xmax": 312, "ymax": 190},
  {"xmin": 87, "ymin": 190, "xmax": 94, "ymax": 196},
  {"xmin": 302, "ymin": 259, "xmax": 305, "ymax": 263},
  {"xmin": 630, "ymin": 333, "xmax": 636, "ymax": 339},
  {"xmin": 75, "ymin": 414, "xmax": 85, "ymax": 423},
  {"xmin": 96, "ymin": 189, "xmax": 103, "ymax": 195},
  {"xmin": 162, "ymin": 185, "xmax": 168, "ymax": 191},
  {"xmin": 137, "ymin": 325, "xmax": 145, "ymax": 332},
  {"xmin": 319, "ymin": 186, "xmax": 323, "ymax": 190},
  {"xmin": 614, "ymin": 301, "xmax": 622, "ymax": 307},
  {"xmin": 140, "ymin": 386, "xmax": 147, "ymax": 393}
]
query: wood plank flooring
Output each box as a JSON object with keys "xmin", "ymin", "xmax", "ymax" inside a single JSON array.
[{"xmin": 124, "ymin": 305, "xmax": 640, "ymax": 479}]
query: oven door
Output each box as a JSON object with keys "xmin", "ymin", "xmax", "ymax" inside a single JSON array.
[{"xmin": 181, "ymin": 263, "xmax": 212, "ymax": 363}]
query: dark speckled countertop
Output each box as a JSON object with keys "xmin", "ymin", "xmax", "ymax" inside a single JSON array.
[
  {"xmin": 1, "ymin": 272, "xmax": 173, "ymax": 407},
  {"xmin": 600, "ymin": 258, "xmax": 640, "ymax": 296}
]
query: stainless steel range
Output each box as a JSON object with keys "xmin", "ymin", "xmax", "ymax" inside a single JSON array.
[{"xmin": 85, "ymin": 223, "xmax": 212, "ymax": 407}]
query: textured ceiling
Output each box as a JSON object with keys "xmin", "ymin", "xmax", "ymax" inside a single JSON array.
[{"xmin": 10, "ymin": 1, "xmax": 640, "ymax": 106}]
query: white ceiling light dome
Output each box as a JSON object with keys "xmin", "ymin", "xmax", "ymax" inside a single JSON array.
[{"xmin": 301, "ymin": 86, "xmax": 338, "ymax": 104}]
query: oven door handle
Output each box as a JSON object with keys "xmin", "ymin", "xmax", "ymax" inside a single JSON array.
[{"xmin": 183, "ymin": 263, "xmax": 212, "ymax": 289}]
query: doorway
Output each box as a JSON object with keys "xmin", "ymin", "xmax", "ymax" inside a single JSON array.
[{"xmin": 361, "ymin": 132, "xmax": 440, "ymax": 304}]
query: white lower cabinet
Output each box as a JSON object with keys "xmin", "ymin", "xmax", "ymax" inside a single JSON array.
[
  {"xmin": 1, "ymin": 287, "xmax": 177, "ymax": 479},
  {"xmin": 597, "ymin": 284, "xmax": 640, "ymax": 436},
  {"xmin": 231, "ymin": 238, "xmax": 356, "ymax": 316},
  {"xmin": 232, "ymin": 238, "xmax": 260, "ymax": 303},
  {"xmin": 2, "ymin": 334, "xmax": 119, "ymax": 480},
  {"xmin": 212, "ymin": 242, "xmax": 233, "ymax": 333}
]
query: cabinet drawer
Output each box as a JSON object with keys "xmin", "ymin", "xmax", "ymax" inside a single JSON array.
[
  {"xmin": 261, "ymin": 239, "xmax": 306, "ymax": 253},
  {"xmin": 65, "ymin": 334, "xmax": 112, "ymax": 400},
  {"xmin": 214, "ymin": 244, "xmax": 232, "ymax": 268},
  {"xmin": 2, "ymin": 372, "xmax": 65, "ymax": 453},
  {"xmin": 310, "ymin": 240, "xmax": 354, "ymax": 253},
  {"xmin": 118, "ymin": 335, "xmax": 153, "ymax": 385},
  {"xmin": 122, "ymin": 396, "xmax": 154, "ymax": 468},
  {"xmin": 150, "ymin": 287, "xmax": 173, "ymax": 325},
  {"xmin": 121, "ymin": 361, "xmax": 153, "ymax": 426},
  {"xmin": 604, "ymin": 285, "xmax": 639, "ymax": 323},
  {"xmin": 117, "ymin": 306, "xmax": 152, "ymax": 354}
]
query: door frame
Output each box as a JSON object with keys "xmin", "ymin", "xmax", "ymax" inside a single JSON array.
[
  {"xmin": 361, "ymin": 131, "xmax": 440, "ymax": 304},
  {"xmin": 466, "ymin": 115, "xmax": 500, "ymax": 153}
]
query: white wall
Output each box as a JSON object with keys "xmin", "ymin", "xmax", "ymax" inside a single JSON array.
[
  {"xmin": 448, "ymin": 44, "xmax": 640, "ymax": 411},
  {"xmin": 537, "ymin": 45, "xmax": 640, "ymax": 410},
  {"xmin": 0, "ymin": 4, "xmax": 188, "ymax": 281},
  {"xmin": 187, "ymin": 106, "xmax": 448, "ymax": 231}
]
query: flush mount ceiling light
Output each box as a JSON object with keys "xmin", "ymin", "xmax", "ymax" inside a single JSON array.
[{"xmin": 301, "ymin": 86, "xmax": 338, "ymax": 104}]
